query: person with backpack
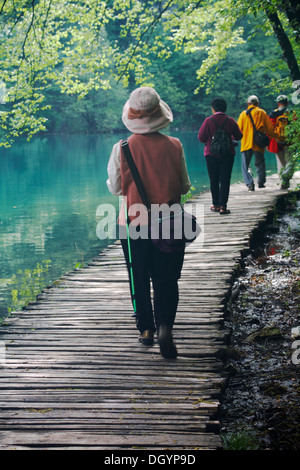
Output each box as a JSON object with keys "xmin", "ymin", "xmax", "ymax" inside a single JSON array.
[
  {"xmin": 198, "ymin": 97, "xmax": 243, "ymax": 214},
  {"xmin": 237, "ymin": 95, "xmax": 278, "ymax": 191},
  {"xmin": 268, "ymin": 95, "xmax": 291, "ymax": 189}
]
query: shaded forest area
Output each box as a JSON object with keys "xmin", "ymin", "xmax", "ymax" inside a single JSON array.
[
  {"xmin": 41, "ymin": 21, "xmax": 289, "ymax": 135},
  {"xmin": 0, "ymin": 1, "xmax": 299, "ymax": 143}
]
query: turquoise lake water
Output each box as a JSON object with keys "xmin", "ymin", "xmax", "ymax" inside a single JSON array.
[{"xmin": 0, "ymin": 131, "xmax": 278, "ymax": 319}]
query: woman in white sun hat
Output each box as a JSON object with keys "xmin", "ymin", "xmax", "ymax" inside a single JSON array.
[{"xmin": 107, "ymin": 86, "xmax": 191, "ymax": 359}]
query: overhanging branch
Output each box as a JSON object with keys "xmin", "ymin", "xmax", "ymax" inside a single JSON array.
[
  {"xmin": 264, "ymin": 6, "xmax": 300, "ymax": 81},
  {"xmin": 116, "ymin": 0, "xmax": 175, "ymax": 82}
]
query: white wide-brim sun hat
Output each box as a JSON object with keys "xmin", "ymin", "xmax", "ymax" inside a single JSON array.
[{"xmin": 122, "ymin": 87, "xmax": 173, "ymax": 134}]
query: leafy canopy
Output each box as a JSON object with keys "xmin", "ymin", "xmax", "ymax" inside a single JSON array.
[{"xmin": 0, "ymin": 0, "xmax": 299, "ymax": 145}]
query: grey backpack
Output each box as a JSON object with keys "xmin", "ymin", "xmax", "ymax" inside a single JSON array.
[{"xmin": 209, "ymin": 116, "xmax": 231, "ymax": 156}]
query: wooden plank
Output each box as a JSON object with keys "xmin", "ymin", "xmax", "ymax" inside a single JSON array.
[
  {"xmin": 0, "ymin": 172, "xmax": 298, "ymax": 450},
  {"xmin": 0, "ymin": 431, "xmax": 222, "ymax": 449}
]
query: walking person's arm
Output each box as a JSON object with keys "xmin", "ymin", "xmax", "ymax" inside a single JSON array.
[
  {"xmin": 237, "ymin": 113, "xmax": 244, "ymax": 133},
  {"xmin": 180, "ymin": 145, "xmax": 192, "ymax": 194},
  {"xmin": 230, "ymin": 118, "xmax": 243, "ymax": 141},
  {"xmin": 198, "ymin": 119, "xmax": 209, "ymax": 143},
  {"xmin": 107, "ymin": 143, "xmax": 122, "ymax": 196}
]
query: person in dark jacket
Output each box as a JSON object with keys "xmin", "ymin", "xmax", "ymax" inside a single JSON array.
[{"xmin": 198, "ymin": 98, "xmax": 243, "ymax": 214}]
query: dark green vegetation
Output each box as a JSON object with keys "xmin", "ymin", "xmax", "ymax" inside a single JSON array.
[
  {"xmin": 40, "ymin": 27, "xmax": 294, "ymax": 135},
  {"xmin": 0, "ymin": 1, "xmax": 299, "ymax": 145}
]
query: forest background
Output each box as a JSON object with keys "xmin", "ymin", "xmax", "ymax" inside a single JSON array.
[{"xmin": 0, "ymin": 0, "xmax": 299, "ymax": 155}]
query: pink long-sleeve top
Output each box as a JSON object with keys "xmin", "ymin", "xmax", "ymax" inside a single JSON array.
[{"xmin": 198, "ymin": 112, "xmax": 243, "ymax": 157}]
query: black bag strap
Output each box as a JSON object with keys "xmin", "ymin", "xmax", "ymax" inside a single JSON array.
[
  {"xmin": 246, "ymin": 107, "xmax": 257, "ymax": 131},
  {"xmin": 121, "ymin": 140, "xmax": 150, "ymax": 210},
  {"xmin": 209, "ymin": 115, "xmax": 229, "ymax": 131}
]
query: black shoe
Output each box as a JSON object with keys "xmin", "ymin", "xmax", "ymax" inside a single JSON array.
[
  {"xmin": 158, "ymin": 325, "xmax": 178, "ymax": 359},
  {"xmin": 219, "ymin": 206, "xmax": 231, "ymax": 215},
  {"xmin": 139, "ymin": 330, "xmax": 154, "ymax": 346},
  {"xmin": 248, "ymin": 184, "xmax": 255, "ymax": 191},
  {"xmin": 258, "ymin": 183, "xmax": 265, "ymax": 188}
]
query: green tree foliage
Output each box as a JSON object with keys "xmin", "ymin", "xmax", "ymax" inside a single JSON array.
[
  {"xmin": 0, "ymin": 0, "xmax": 116, "ymax": 145},
  {"xmin": 0, "ymin": 0, "xmax": 299, "ymax": 144}
]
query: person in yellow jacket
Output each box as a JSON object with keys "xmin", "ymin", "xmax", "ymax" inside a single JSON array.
[
  {"xmin": 237, "ymin": 95, "xmax": 278, "ymax": 191},
  {"xmin": 268, "ymin": 95, "xmax": 291, "ymax": 189}
]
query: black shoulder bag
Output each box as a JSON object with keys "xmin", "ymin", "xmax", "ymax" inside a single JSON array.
[
  {"xmin": 247, "ymin": 108, "xmax": 270, "ymax": 148},
  {"xmin": 121, "ymin": 140, "xmax": 200, "ymax": 253}
]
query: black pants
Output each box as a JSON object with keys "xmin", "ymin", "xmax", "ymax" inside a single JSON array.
[
  {"xmin": 205, "ymin": 154, "xmax": 234, "ymax": 208},
  {"xmin": 121, "ymin": 237, "xmax": 185, "ymax": 334}
]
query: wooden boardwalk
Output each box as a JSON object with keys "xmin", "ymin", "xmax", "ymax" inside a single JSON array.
[{"xmin": 0, "ymin": 172, "xmax": 299, "ymax": 451}]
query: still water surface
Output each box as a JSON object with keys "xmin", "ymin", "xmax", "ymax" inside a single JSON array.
[{"xmin": 0, "ymin": 132, "xmax": 278, "ymax": 318}]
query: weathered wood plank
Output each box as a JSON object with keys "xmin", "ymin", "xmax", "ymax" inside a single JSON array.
[
  {"xmin": 0, "ymin": 173, "xmax": 298, "ymax": 450},
  {"xmin": 0, "ymin": 431, "xmax": 222, "ymax": 449}
]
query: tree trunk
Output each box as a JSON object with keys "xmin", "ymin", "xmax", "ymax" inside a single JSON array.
[
  {"xmin": 281, "ymin": 0, "xmax": 300, "ymax": 43},
  {"xmin": 265, "ymin": 8, "xmax": 300, "ymax": 81}
]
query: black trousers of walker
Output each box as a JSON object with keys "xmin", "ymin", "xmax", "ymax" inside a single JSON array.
[
  {"xmin": 121, "ymin": 237, "xmax": 185, "ymax": 334},
  {"xmin": 205, "ymin": 154, "xmax": 234, "ymax": 208}
]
